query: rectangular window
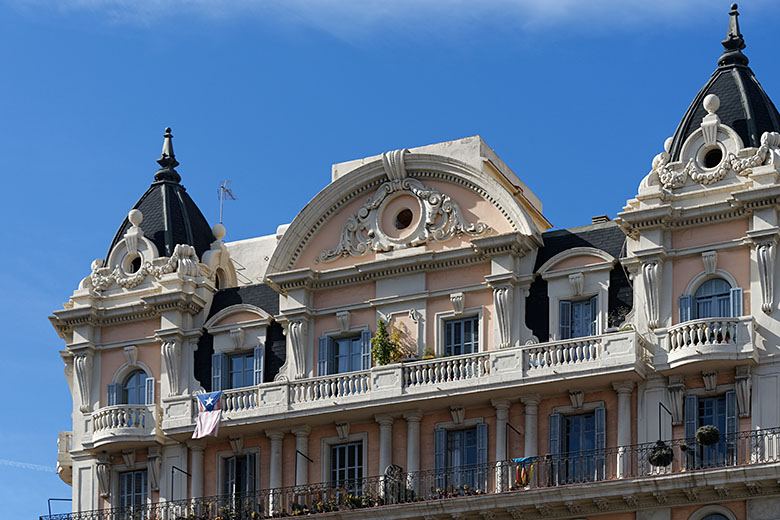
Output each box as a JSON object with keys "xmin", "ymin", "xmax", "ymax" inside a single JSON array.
[
  {"xmin": 212, "ymin": 346, "xmax": 264, "ymax": 392},
  {"xmin": 684, "ymin": 392, "xmax": 737, "ymax": 469},
  {"xmin": 318, "ymin": 331, "xmax": 372, "ymax": 376},
  {"xmin": 334, "ymin": 337, "xmax": 362, "ymax": 374},
  {"xmin": 549, "ymin": 408, "xmax": 605, "ymax": 485},
  {"xmin": 224, "ymin": 453, "xmax": 256, "ymax": 496},
  {"xmin": 559, "ymin": 295, "xmax": 598, "ymax": 340},
  {"xmin": 444, "ymin": 317, "xmax": 479, "ymax": 356},
  {"xmin": 434, "ymin": 423, "xmax": 488, "ymax": 492},
  {"xmin": 229, "ymin": 353, "xmax": 254, "ymax": 389},
  {"xmin": 330, "ymin": 441, "xmax": 363, "ymax": 494},
  {"xmin": 118, "ymin": 470, "xmax": 147, "ymax": 511}
]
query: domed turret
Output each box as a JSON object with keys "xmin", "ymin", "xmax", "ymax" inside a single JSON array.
[
  {"xmin": 106, "ymin": 128, "xmax": 215, "ymax": 260},
  {"xmin": 668, "ymin": 4, "xmax": 780, "ymax": 161}
]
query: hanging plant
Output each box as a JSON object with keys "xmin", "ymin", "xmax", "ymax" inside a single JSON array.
[
  {"xmin": 696, "ymin": 425, "xmax": 720, "ymax": 446},
  {"xmin": 648, "ymin": 440, "xmax": 674, "ymax": 467}
]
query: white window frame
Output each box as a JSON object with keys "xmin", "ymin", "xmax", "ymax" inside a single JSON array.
[
  {"xmin": 111, "ymin": 461, "xmax": 150, "ymax": 509},
  {"xmin": 434, "ymin": 307, "xmax": 483, "ymax": 357},
  {"xmin": 320, "ymin": 432, "xmax": 368, "ymax": 483},
  {"xmin": 215, "ymin": 447, "xmax": 261, "ymax": 496}
]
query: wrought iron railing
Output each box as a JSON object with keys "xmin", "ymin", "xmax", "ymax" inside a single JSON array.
[{"xmin": 42, "ymin": 427, "xmax": 780, "ymax": 520}]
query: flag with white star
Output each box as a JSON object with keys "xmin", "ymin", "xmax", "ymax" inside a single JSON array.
[{"xmin": 193, "ymin": 391, "xmax": 223, "ymax": 439}]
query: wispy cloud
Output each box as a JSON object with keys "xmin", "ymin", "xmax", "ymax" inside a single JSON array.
[{"xmin": 0, "ymin": 458, "xmax": 55, "ymax": 473}]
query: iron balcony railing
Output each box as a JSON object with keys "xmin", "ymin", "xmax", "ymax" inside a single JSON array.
[{"xmin": 42, "ymin": 427, "xmax": 780, "ymax": 520}]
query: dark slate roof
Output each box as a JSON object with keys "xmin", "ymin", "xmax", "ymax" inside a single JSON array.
[
  {"xmin": 533, "ymin": 221, "xmax": 626, "ymax": 270},
  {"xmin": 106, "ymin": 128, "xmax": 215, "ymax": 260},
  {"xmin": 207, "ymin": 283, "xmax": 280, "ymax": 319},
  {"xmin": 668, "ymin": 5, "xmax": 780, "ymax": 161}
]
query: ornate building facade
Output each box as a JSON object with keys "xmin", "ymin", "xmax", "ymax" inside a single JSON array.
[{"xmin": 48, "ymin": 6, "xmax": 780, "ymax": 520}]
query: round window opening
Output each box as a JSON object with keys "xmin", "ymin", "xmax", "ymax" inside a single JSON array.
[
  {"xmin": 128, "ymin": 256, "xmax": 142, "ymax": 273},
  {"xmin": 703, "ymin": 148, "xmax": 723, "ymax": 169},
  {"xmin": 394, "ymin": 208, "xmax": 414, "ymax": 230}
]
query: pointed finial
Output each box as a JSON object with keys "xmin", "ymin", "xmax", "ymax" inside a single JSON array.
[
  {"xmin": 718, "ymin": 3, "xmax": 749, "ymax": 67},
  {"xmin": 154, "ymin": 127, "xmax": 181, "ymax": 182}
]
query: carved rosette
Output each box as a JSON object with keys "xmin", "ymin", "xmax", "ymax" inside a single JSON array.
[
  {"xmin": 756, "ymin": 240, "xmax": 776, "ymax": 314},
  {"xmin": 162, "ymin": 340, "xmax": 181, "ymax": 396},
  {"xmin": 73, "ymin": 352, "xmax": 93, "ymax": 413},
  {"xmin": 641, "ymin": 260, "xmax": 661, "ymax": 329},
  {"xmin": 289, "ymin": 320, "xmax": 307, "ymax": 379},
  {"xmin": 493, "ymin": 284, "xmax": 513, "ymax": 348}
]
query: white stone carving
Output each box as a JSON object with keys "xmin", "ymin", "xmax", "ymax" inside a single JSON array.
[
  {"xmin": 701, "ymin": 94, "xmax": 721, "ymax": 145},
  {"xmin": 289, "ymin": 320, "xmax": 307, "ymax": 380},
  {"xmin": 593, "ymin": 498, "xmax": 610, "ymax": 511},
  {"xmin": 450, "ymin": 292, "xmax": 464, "ymax": 315},
  {"xmin": 702, "ymin": 371, "xmax": 718, "ymax": 392},
  {"xmin": 229, "ymin": 437, "xmax": 244, "ymax": 454},
  {"xmin": 408, "ymin": 308, "xmax": 421, "ymax": 323},
  {"xmin": 668, "ymin": 376, "xmax": 685, "ymax": 425},
  {"xmin": 123, "ymin": 345, "xmax": 138, "ymax": 366},
  {"xmin": 96, "ymin": 461, "xmax": 110, "ymax": 498},
  {"xmin": 382, "ymin": 149, "xmax": 409, "ymax": 182},
  {"xmin": 335, "ymin": 423, "xmax": 350, "ymax": 440},
  {"xmin": 229, "ymin": 328, "xmax": 245, "ymax": 350},
  {"xmin": 653, "ymin": 131, "xmax": 780, "ymax": 189},
  {"xmin": 569, "ymin": 391, "xmax": 584, "ymax": 409},
  {"xmin": 121, "ymin": 451, "xmax": 135, "ymax": 467},
  {"xmin": 568, "ymin": 273, "xmax": 584, "ymax": 296},
  {"xmin": 736, "ymin": 366, "xmax": 751, "ymax": 418},
  {"xmin": 702, "ymin": 250, "xmax": 718, "ymax": 275},
  {"xmin": 124, "ymin": 209, "xmax": 144, "ymax": 254},
  {"xmin": 682, "ymin": 488, "xmax": 698, "ymax": 501},
  {"xmin": 450, "ymin": 407, "xmax": 465, "ymax": 425},
  {"xmin": 74, "ymin": 352, "xmax": 93, "ymax": 413},
  {"xmin": 162, "ymin": 340, "xmax": 181, "ymax": 396},
  {"xmin": 493, "ymin": 283, "xmax": 513, "ymax": 348},
  {"xmin": 336, "ymin": 311, "xmax": 351, "ymax": 333},
  {"xmin": 147, "ymin": 447, "xmax": 161, "ymax": 490},
  {"xmin": 90, "ymin": 243, "xmax": 200, "ymax": 292},
  {"xmin": 653, "ymin": 491, "xmax": 668, "ymax": 504},
  {"xmin": 642, "ymin": 260, "xmax": 661, "ymax": 329},
  {"xmin": 756, "ymin": 240, "xmax": 776, "ymax": 314},
  {"xmin": 317, "ymin": 177, "xmax": 489, "ymax": 263}
]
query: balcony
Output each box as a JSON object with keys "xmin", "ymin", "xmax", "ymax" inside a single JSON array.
[
  {"xmin": 56, "ymin": 431, "xmax": 73, "ymax": 485},
  {"xmin": 657, "ymin": 316, "xmax": 757, "ymax": 370},
  {"xmin": 86, "ymin": 404, "xmax": 158, "ymax": 449},
  {"xmin": 41, "ymin": 427, "xmax": 780, "ymax": 520},
  {"xmin": 163, "ymin": 330, "xmax": 650, "ymax": 433}
]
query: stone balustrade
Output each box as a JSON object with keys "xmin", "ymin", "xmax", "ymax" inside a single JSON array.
[
  {"xmin": 403, "ymin": 352, "xmax": 490, "ymax": 388},
  {"xmin": 289, "ymin": 371, "xmax": 370, "ymax": 404},
  {"xmin": 524, "ymin": 336, "xmax": 601, "ymax": 371},
  {"xmin": 89, "ymin": 404, "xmax": 156, "ymax": 449},
  {"xmin": 659, "ymin": 316, "xmax": 756, "ymax": 369},
  {"xmin": 668, "ymin": 317, "xmax": 738, "ymax": 350}
]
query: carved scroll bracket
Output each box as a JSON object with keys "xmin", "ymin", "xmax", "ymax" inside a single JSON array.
[
  {"xmin": 641, "ymin": 259, "xmax": 663, "ymax": 329},
  {"xmin": 289, "ymin": 319, "xmax": 308, "ymax": 380},
  {"xmin": 160, "ymin": 339, "xmax": 181, "ymax": 397},
  {"xmin": 736, "ymin": 366, "xmax": 752, "ymax": 418},
  {"xmin": 73, "ymin": 350, "xmax": 94, "ymax": 413},
  {"xmin": 490, "ymin": 282, "xmax": 514, "ymax": 349},
  {"xmin": 668, "ymin": 376, "xmax": 685, "ymax": 426}
]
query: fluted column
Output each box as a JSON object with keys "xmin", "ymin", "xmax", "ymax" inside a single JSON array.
[
  {"xmin": 291, "ymin": 425, "xmax": 311, "ymax": 486},
  {"xmin": 403, "ymin": 410, "xmax": 423, "ymax": 493},
  {"xmin": 375, "ymin": 415, "xmax": 394, "ymax": 475},
  {"xmin": 189, "ymin": 443, "xmax": 204, "ymax": 499},
  {"xmin": 266, "ymin": 430, "xmax": 285, "ymax": 513},
  {"xmin": 613, "ymin": 381, "xmax": 634, "ymax": 478},
  {"xmin": 493, "ymin": 399, "xmax": 511, "ymax": 491},
  {"xmin": 521, "ymin": 395, "xmax": 539, "ymax": 457}
]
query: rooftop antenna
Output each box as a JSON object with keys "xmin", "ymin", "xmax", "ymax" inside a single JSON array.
[{"xmin": 218, "ymin": 180, "xmax": 236, "ymax": 224}]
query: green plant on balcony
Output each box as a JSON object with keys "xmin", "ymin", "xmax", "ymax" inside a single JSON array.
[
  {"xmin": 289, "ymin": 501, "xmax": 308, "ymax": 516},
  {"xmin": 372, "ymin": 319, "xmax": 402, "ymax": 366},
  {"xmin": 422, "ymin": 345, "xmax": 435, "ymax": 359},
  {"xmin": 696, "ymin": 425, "xmax": 720, "ymax": 446},
  {"xmin": 648, "ymin": 440, "xmax": 674, "ymax": 467}
]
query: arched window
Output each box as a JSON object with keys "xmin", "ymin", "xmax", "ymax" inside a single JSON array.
[
  {"xmin": 123, "ymin": 370, "xmax": 146, "ymax": 405},
  {"xmin": 701, "ymin": 514, "xmax": 729, "ymax": 520},
  {"xmin": 694, "ymin": 278, "xmax": 731, "ymax": 319}
]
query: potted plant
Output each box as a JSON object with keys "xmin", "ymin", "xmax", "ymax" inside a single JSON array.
[
  {"xmin": 648, "ymin": 440, "xmax": 674, "ymax": 467},
  {"xmin": 371, "ymin": 318, "xmax": 402, "ymax": 366},
  {"xmin": 696, "ymin": 425, "xmax": 720, "ymax": 446},
  {"xmin": 422, "ymin": 345, "xmax": 435, "ymax": 360}
]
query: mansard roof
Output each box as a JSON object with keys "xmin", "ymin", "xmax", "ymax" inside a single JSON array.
[
  {"xmin": 106, "ymin": 128, "xmax": 215, "ymax": 260},
  {"xmin": 668, "ymin": 4, "xmax": 780, "ymax": 161}
]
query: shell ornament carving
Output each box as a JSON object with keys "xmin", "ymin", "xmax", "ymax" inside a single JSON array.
[{"xmin": 318, "ymin": 177, "xmax": 490, "ymax": 263}]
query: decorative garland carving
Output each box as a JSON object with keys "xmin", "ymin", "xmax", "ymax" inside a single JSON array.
[
  {"xmin": 74, "ymin": 352, "xmax": 93, "ymax": 413},
  {"xmin": 317, "ymin": 177, "xmax": 489, "ymax": 263},
  {"xmin": 756, "ymin": 240, "xmax": 776, "ymax": 314},
  {"xmin": 289, "ymin": 320, "xmax": 307, "ymax": 379},
  {"xmin": 652, "ymin": 131, "xmax": 780, "ymax": 189},
  {"xmin": 89, "ymin": 244, "xmax": 200, "ymax": 293},
  {"xmin": 161, "ymin": 340, "xmax": 180, "ymax": 396}
]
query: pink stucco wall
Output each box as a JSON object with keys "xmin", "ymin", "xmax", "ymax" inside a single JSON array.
[
  {"xmin": 101, "ymin": 319, "xmax": 158, "ymax": 344},
  {"xmin": 98, "ymin": 343, "xmax": 161, "ymax": 407}
]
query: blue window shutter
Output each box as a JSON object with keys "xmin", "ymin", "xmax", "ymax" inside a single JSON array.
[
  {"xmin": 589, "ymin": 295, "xmax": 599, "ymax": 335},
  {"xmin": 549, "ymin": 413, "xmax": 563, "ymax": 486},
  {"xmin": 212, "ymin": 353, "xmax": 228, "ymax": 392},
  {"xmin": 559, "ymin": 301, "xmax": 571, "ymax": 340},
  {"xmin": 361, "ymin": 330, "xmax": 372, "ymax": 370},
  {"xmin": 549, "ymin": 413, "xmax": 562, "ymax": 454},
  {"xmin": 247, "ymin": 452, "xmax": 257, "ymax": 493},
  {"xmin": 253, "ymin": 346, "xmax": 265, "ymax": 385},
  {"xmin": 318, "ymin": 337, "xmax": 331, "ymax": 376},
  {"xmin": 730, "ymin": 288, "xmax": 743, "ymax": 317},
  {"xmin": 679, "ymin": 295, "xmax": 692, "ymax": 323},
  {"xmin": 726, "ymin": 390, "xmax": 737, "ymax": 436},
  {"xmin": 144, "ymin": 377, "xmax": 155, "ymax": 405},
  {"xmin": 476, "ymin": 423, "xmax": 488, "ymax": 464},
  {"xmin": 434, "ymin": 427, "xmax": 446, "ymax": 490},
  {"xmin": 595, "ymin": 407, "xmax": 606, "ymax": 450},
  {"xmin": 684, "ymin": 395, "xmax": 698, "ymax": 440},
  {"xmin": 107, "ymin": 383, "xmax": 118, "ymax": 406}
]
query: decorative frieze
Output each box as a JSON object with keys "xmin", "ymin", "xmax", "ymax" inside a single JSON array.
[
  {"xmin": 641, "ymin": 260, "xmax": 662, "ymax": 329},
  {"xmin": 89, "ymin": 243, "xmax": 200, "ymax": 293},
  {"xmin": 74, "ymin": 352, "xmax": 93, "ymax": 413}
]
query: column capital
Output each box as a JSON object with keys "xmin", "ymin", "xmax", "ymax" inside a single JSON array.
[
  {"xmin": 612, "ymin": 381, "xmax": 635, "ymax": 395},
  {"xmin": 403, "ymin": 410, "xmax": 423, "ymax": 423},
  {"xmin": 291, "ymin": 424, "xmax": 312, "ymax": 437},
  {"xmin": 521, "ymin": 394, "xmax": 540, "ymax": 408},
  {"xmin": 491, "ymin": 398, "xmax": 512, "ymax": 411},
  {"xmin": 187, "ymin": 440, "xmax": 205, "ymax": 452},
  {"xmin": 265, "ymin": 429, "xmax": 285, "ymax": 441},
  {"xmin": 375, "ymin": 414, "xmax": 395, "ymax": 426}
]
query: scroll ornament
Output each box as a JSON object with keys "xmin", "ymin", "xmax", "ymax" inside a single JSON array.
[{"xmin": 89, "ymin": 244, "xmax": 200, "ymax": 293}]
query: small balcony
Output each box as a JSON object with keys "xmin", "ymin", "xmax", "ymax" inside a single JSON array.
[
  {"xmin": 658, "ymin": 316, "xmax": 757, "ymax": 370},
  {"xmin": 163, "ymin": 331, "xmax": 650, "ymax": 433},
  {"xmin": 56, "ymin": 431, "xmax": 73, "ymax": 486},
  {"xmin": 86, "ymin": 404, "xmax": 158, "ymax": 450},
  {"xmin": 41, "ymin": 427, "xmax": 780, "ymax": 520}
]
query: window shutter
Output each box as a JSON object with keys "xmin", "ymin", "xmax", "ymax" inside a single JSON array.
[
  {"xmin": 684, "ymin": 395, "xmax": 698, "ymax": 440},
  {"xmin": 107, "ymin": 383, "xmax": 118, "ymax": 406},
  {"xmin": 361, "ymin": 330, "xmax": 372, "ymax": 370},
  {"xmin": 559, "ymin": 301, "xmax": 572, "ymax": 340},
  {"xmin": 679, "ymin": 295, "xmax": 692, "ymax": 323},
  {"xmin": 730, "ymin": 287, "xmax": 743, "ymax": 317},
  {"xmin": 548, "ymin": 413, "xmax": 563, "ymax": 486},
  {"xmin": 253, "ymin": 346, "xmax": 265, "ymax": 385},
  {"xmin": 595, "ymin": 407, "xmax": 606, "ymax": 480},
  {"xmin": 726, "ymin": 390, "xmax": 737, "ymax": 436},
  {"xmin": 225, "ymin": 456, "xmax": 236, "ymax": 495},
  {"xmin": 145, "ymin": 377, "xmax": 155, "ymax": 405},
  {"xmin": 589, "ymin": 295, "xmax": 599, "ymax": 335},
  {"xmin": 212, "ymin": 353, "xmax": 228, "ymax": 392},
  {"xmin": 434, "ymin": 427, "xmax": 447, "ymax": 490},
  {"xmin": 246, "ymin": 453, "xmax": 257, "ymax": 493},
  {"xmin": 476, "ymin": 422, "xmax": 489, "ymax": 490},
  {"xmin": 318, "ymin": 337, "xmax": 332, "ymax": 376}
]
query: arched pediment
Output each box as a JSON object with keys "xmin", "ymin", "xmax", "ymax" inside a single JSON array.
[
  {"xmin": 204, "ymin": 304, "xmax": 273, "ymax": 332},
  {"xmin": 267, "ymin": 151, "xmax": 542, "ymax": 275},
  {"xmin": 538, "ymin": 247, "xmax": 617, "ymax": 276}
]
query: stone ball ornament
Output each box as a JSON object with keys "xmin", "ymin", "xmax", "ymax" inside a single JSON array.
[
  {"xmin": 128, "ymin": 209, "xmax": 143, "ymax": 226},
  {"xmin": 703, "ymin": 94, "xmax": 721, "ymax": 114},
  {"xmin": 212, "ymin": 223, "xmax": 226, "ymax": 241}
]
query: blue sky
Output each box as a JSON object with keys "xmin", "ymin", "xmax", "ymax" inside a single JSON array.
[{"xmin": 1, "ymin": 0, "xmax": 779, "ymax": 517}]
